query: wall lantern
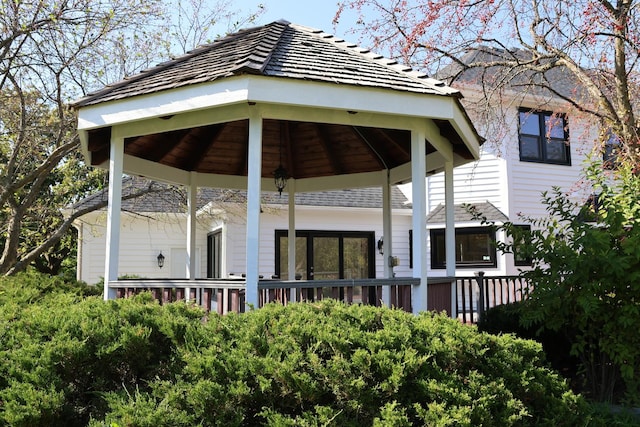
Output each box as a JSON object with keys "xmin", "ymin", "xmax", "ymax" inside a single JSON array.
[
  {"xmin": 377, "ymin": 237, "xmax": 384, "ymax": 255},
  {"xmin": 157, "ymin": 251, "xmax": 165, "ymax": 268}
]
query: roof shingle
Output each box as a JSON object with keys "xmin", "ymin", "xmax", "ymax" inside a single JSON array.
[{"xmin": 72, "ymin": 20, "xmax": 457, "ymax": 108}]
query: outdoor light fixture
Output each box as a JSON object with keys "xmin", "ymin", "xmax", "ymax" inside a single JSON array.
[
  {"xmin": 273, "ymin": 136, "xmax": 288, "ymax": 196},
  {"xmin": 157, "ymin": 251, "xmax": 165, "ymax": 268},
  {"xmin": 273, "ymin": 164, "xmax": 288, "ymax": 196},
  {"xmin": 377, "ymin": 237, "xmax": 384, "ymax": 255}
]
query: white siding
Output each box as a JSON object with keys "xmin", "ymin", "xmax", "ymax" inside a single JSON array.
[
  {"xmin": 76, "ymin": 205, "xmax": 413, "ymax": 284},
  {"xmin": 76, "ymin": 211, "xmax": 209, "ymax": 285},
  {"xmin": 427, "ymin": 153, "xmax": 508, "ymax": 214}
]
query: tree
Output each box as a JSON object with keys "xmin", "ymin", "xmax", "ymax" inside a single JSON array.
[
  {"xmin": 491, "ymin": 161, "xmax": 640, "ymax": 403},
  {"xmin": 336, "ymin": 0, "xmax": 640, "ymax": 162},
  {"xmin": 0, "ymin": 0, "xmax": 264, "ymax": 276}
]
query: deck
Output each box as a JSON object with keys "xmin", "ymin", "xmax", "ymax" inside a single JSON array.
[{"xmin": 112, "ymin": 275, "xmax": 531, "ymax": 324}]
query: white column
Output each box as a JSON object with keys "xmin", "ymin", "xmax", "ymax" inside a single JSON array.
[
  {"xmin": 445, "ymin": 160, "xmax": 456, "ymax": 318},
  {"xmin": 245, "ymin": 108, "xmax": 263, "ymax": 308},
  {"xmin": 103, "ymin": 135, "xmax": 124, "ymax": 300},
  {"xmin": 186, "ymin": 172, "xmax": 197, "ymax": 301},
  {"xmin": 381, "ymin": 170, "xmax": 392, "ymax": 306},
  {"xmin": 287, "ymin": 179, "xmax": 297, "ymax": 302},
  {"xmin": 411, "ymin": 128, "xmax": 428, "ymax": 313}
]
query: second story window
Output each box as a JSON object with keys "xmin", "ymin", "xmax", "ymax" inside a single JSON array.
[
  {"xmin": 603, "ymin": 131, "xmax": 621, "ymax": 169},
  {"xmin": 518, "ymin": 109, "xmax": 570, "ymax": 165}
]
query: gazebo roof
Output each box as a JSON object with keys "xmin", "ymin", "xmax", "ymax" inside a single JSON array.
[
  {"xmin": 73, "ymin": 20, "xmax": 482, "ymax": 192},
  {"xmin": 74, "ymin": 20, "xmax": 458, "ymax": 107}
]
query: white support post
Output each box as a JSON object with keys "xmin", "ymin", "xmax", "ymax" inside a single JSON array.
[
  {"xmin": 287, "ymin": 179, "xmax": 297, "ymax": 302},
  {"xmin": 103, "ymin": 135, "xmax": 124, "ymax": 300},
  {"xmin": 186, "ymin": 172, "xmax": 198, "ymax": 301},
  {"xmin": 411, "ymin": 127, "xmax": 428, "ymax": 314},
  {"xmin": 444, "ymin": 160, "xmax": 456, "ymax": 318},
  {"xmin": 381, "ymin": 170, "xmax": 392, "ymax": 306},
  {"xmin": 245, "ymin": 107, "xmax": 263, "ymax": 309}
]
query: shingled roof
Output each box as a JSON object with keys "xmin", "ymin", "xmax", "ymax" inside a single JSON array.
[
  {"xmin": 73, "ymin": 20, "xmax": 457, "ymax": 108},
  {"xmin": 438, "ymin": 47, "xmax": 588, "ymax": 101},
  {"xmin": 426, "ymin": 201, "xmax": 508, "ymax": 223},
  {"xmin": 73, "ymin": 178, "xmax": 410, "ymax": 213}
]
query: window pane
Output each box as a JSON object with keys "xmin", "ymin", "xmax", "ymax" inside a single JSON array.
[
  {"xmin": 604, "ymin": 132, "xmax": 621, "ymax": 168},
  {"xmin": 430, "ymin": 228, "xmax": 495, "ymax": 269},
  {"xmin": 313, "ymin": 237, "xmax": 340, "ymax": 280},
  {"xmin": 520, "ymin": 135, "xmax": 541, "ymax": 159},
  {"xmin": 457, "ymin": 233, "xmax": 492, "ymax": 264},
  {"xmin": 546, "ymin": 139, "xmax": 567, "ymax": 162},
  {"xmin": 519, "ymin": 111, "xmax": 540, "ymax": 135},
  {"xmin": 278, "ymin": 236, "xmax": 307, "ymax": 280},
  {"xmin": 343, "ymin": 237, "xmax": 369, "ymax": 279},
  {"xmin": 545, "ymin": 115, "xmax": 565, "ymax": 139},
  {"xmin": 431, "ymin": 232, "xmax": 445, "ymax": 267}
]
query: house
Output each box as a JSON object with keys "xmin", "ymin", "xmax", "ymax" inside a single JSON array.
[
  {"xmin": 72, "ymin": 179, "xmax": 413, "ymax": 286},
  {"xmin": 70, "ymin": 20, "xmax": 483, "ymax": 315},
  {"xmin": 423, "ymin": 47, "xmax": 601, "ymax": 277}
]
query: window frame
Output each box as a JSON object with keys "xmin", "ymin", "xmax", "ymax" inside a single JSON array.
[
  {"xmin": 430, "ymin": 227, "xmax": 497, "ymax": 269},
  {"xmin": 206, "ymin": 230, "xmax": 222, "ymax": 278},
  {"xmin": 518, "ymin": 108, "xmax": 571, "ymax": 166}
]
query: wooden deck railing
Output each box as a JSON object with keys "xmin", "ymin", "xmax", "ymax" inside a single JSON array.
[
  {"xmin": 111, "ymin": 274, "xmax": 531, "ymax": 322},
  {"xmin": 111, "ymin": 277, "xmax": 421, "ymax": 315},
  {"xmin": 455, "ymin": 273, "xmax": 532, "ymax": 324}
]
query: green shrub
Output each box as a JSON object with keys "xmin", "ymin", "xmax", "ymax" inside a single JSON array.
[
  {"xmin": 478, "ymin": 302, "xmax": 580, "ymax": 386},
  {"xmin": 494, "ymin": 162, "xmax": 640, "ymax": 404},
  {"xmin": 96, "ymin": 301, "xmax": 586, "ymax": 426},
  {"xmin": 0, "ymin": 274, "xmax": 594, "ymax": 426},
  {"xmin": 0, "ymin": 287, "xmax": 203, "ymax": 426}
]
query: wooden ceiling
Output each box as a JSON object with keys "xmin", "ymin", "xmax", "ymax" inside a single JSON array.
[{"xmin": 86, "ymin": 118, "xmax": 473, "ymax": 180}]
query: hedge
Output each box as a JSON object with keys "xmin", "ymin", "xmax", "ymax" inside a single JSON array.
[{"xmin": 0, "ymin": 273, "xmax": 595, "ymax": 426}]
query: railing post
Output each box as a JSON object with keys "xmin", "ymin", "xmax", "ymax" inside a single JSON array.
[{"xmin": 475, "ymin": 271, "xmax": 486, "ymax": 323}]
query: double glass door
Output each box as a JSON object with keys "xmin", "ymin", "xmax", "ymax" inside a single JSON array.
[{"xmin": 275, "ymin": 230, "xmax": 375, "ymax": 281}]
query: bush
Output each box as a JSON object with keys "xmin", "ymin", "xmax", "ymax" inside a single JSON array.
[
  {"xmin": 494, "ymin": 162, "xmax": 640, "ymax": 404},
  {"xmin": 97, "ymin": 302, "xmax": 586, "ymax": 426},
  {"xmin": 0, "ymin": 274, "xmax": 595, "ymax": 426},
  {"xmin": 478, "ymin": 302, "xmax": 580, "ymax": 390},
  {"xmin": 0, "ymin": 276, "xmax": 203, "ymax": 426}
]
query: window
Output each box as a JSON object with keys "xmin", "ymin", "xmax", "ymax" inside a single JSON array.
[
  {"xmin": 519, "ymin": 109, "xmax": 570, "ymax": 165},
  {"xmin": 603, "ymin": 131, "xmax": 621, "ymax": 169},
  {"xmin": 430, "ymin": 227, "xmax": 496, "ymax": 269},
  {"xmin": 207, "ymin": 230, "xmax": 222, "ymax": 278},
  {"xmin": 512, "ymin": 225, "xmax": 532, "ymax": 266},
  {"xmin": 275, "ymin": 230, "xmax": 375, "ymax": 280}
]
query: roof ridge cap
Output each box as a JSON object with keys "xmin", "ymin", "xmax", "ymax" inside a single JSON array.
[{"xmin": 231, "ymin": 20, "xmax": 290, "ymax": 74}]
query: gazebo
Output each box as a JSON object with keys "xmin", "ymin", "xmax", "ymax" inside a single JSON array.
[{"xmin": 72, "ymin": 20, "xmax": 482, "ymax": 314}]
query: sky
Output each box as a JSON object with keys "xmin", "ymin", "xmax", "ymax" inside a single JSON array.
[{"xmin": 234, "ymin": 1, "xmax": 360, "ymax": 41}]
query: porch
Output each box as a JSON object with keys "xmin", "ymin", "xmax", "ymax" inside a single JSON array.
[{"xmin": 112, "ymin": 274, "xmax": 531, "ymax": 324}]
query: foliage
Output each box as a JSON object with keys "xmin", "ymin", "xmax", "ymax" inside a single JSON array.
[
  {"xmin": 478, "ymin": 302, "xmax": 581, "ymax": 392},
  {"xmin": 493, "ymin": 162, "xmax": 640, "ymax": 404},
  {"xmin": 337, "ymin": 0, "xmax": 640, "ymax": 162},
  {"xmin": 0, "ymin": 275, "xmax": 591, "ymax": 426}
]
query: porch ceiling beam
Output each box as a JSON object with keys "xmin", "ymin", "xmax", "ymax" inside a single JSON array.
[
  {"xmin": 389, "ymin": 152, "xmax": 448, "ymax": 184},
  {"xmin": 105, "ymin": 102, "xmax": 251, "ymax": 139},
  {"xmin": 292, "ymin": 171, "xmax": 384, "ymax": 192}
]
